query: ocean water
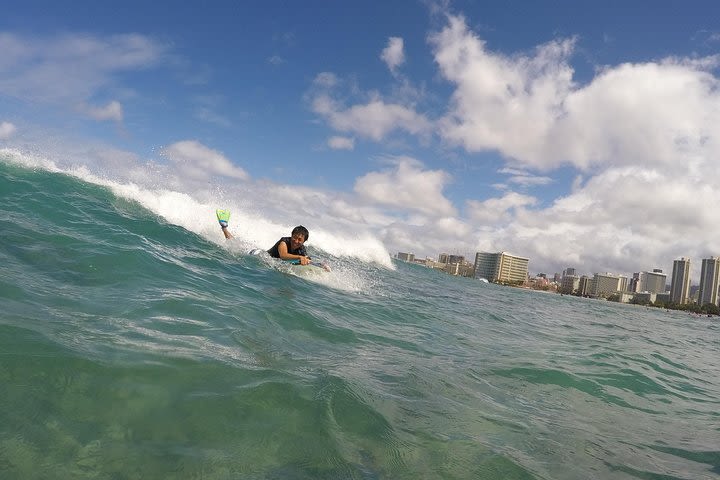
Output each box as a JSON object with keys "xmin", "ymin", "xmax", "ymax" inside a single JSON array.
[{"xmin": 1, "ymin": 152, "xmax": 719, "ymax": 480}]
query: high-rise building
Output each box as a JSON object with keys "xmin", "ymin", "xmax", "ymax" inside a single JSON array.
[
  {"xmin": 670, "ymin": 257, "xmax": 691, "ymax": 304},
  {"xmin": 629, "ymin": 272, "xmax": 640, "ymax": 292},
  {"xmin": 448, "ymin": 255, "xmax": 465, "ymax": 264},
  {"xmin": 563, "ymin": 267, "xmax": 576, "ymax": 277},
  {"xmin": 638, "ymin": 270, "xmax": 667, "ymax": 294},
  {"xmin": 592, "ymin": 273, "xmax": 627, "ymax": 297},
  {"xmin": 578, "ymin": 275, "xmax": 592, "ymax": 296},
  {"xmin": 438, "ymin": 253, "xmax": 449, "ymax": 264},
  {"xmin": 560, "ymin": 275, "xmax": 580, "ymax": 294},
  {"xmin": 397, "ymin": 252, "xmax": 415, "ymax": 262},
  {"xmin": 698, "ymin": 257, "xmax": 720, "ymax": 306},
  {"xmin": 474, "ymin": 251, "xmax": 529, "ymax": 283}
]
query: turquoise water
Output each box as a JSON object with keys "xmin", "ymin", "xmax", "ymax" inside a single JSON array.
[{"xmin": 1, "ymin": 156, "xmax": 719, "ymax": 479}]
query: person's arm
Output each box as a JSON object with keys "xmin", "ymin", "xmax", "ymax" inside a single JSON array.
[
  {"xmin": 277, "ymin": 241, "xmax": 311, "ymax": 265},
  {"xmin": 221, "ymin": 225, "xmax": 233, "ymax": 239}
]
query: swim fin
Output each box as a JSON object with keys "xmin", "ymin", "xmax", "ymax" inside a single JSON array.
[{"xmin": 216, "ymin": 209, "xmax": 231, "ymax": 228}]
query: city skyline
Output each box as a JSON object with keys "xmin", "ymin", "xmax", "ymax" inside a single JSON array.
[
  {"xmin": 398, "ymin": 247, "xmax": 720, "ymax": 308},
  {"xmin": 408, "ymin": 249, "xmax": 720, "ymax": 291}
]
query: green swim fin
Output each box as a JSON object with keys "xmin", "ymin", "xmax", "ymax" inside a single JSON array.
[{"xmin": 216, "ymin": 209, "xmax": 231, "ymax": 228}]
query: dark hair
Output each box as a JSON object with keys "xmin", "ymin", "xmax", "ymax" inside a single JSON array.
[{"xmin": 292, "ymin": 225, "xmax": 309, "ymax": 241}]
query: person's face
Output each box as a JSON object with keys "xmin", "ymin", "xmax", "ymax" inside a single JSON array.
[{"xmin": 290, "ymin": 234, "xmax": 305, "ymax": 251}]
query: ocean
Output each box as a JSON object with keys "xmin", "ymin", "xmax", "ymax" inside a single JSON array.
[{"xmin": 1, "ymin": 151, "xmax": 719, "ymax": 479}]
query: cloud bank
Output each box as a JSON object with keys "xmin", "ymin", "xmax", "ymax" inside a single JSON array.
[
  {"xmin": 306, "ymin": 12, "xmax": 720, "ymax": 276},
  {"xmin": 0, "ymin": 32, "xmax": 168, "ymax": 104},
  {"xmin": 161, "ymin": 140, "xmax": 249, "ymax": 182}
]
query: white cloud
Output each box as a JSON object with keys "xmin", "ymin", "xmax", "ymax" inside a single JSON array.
[
  {"xmin": 80, "ymin": 100, "xmax": 123, "ymax": 122},
  {"xmin": 466, "ymin": 191, "xmax": 538, "ymax": 224},
  {"xmin": 308, "ymin": 68, "xmax": 431, "ymax": 141},
  {"xmin": 327, "ymin": 136, "xmax": 355, "ymax": 150},
  {"xmin": 434, "ymin": 216, "xmax": 472, "ymax": 237},
  {"xmin": 161, "ymin": 140, "xmax": 248, "ymax": 181},
  {"xmin": 498, "ymin": 167, "xmax": 553, "ymax": 186},
  {"xmin": 381, "ymin": 37, "xmax": 405, "ymax": 75},
  {"xmin": 267, "ymin": 55, "xmax": 285, "ymax": 66},
  {"xmin": 430, "ymin": 15, "xmax": 576, "ymax": 167},
  {"xmin": 499, "ymin": 166, "xmax": 720, "ymax": 275},
  {"xmin": 354, "ymin": 156, "xmax": 456, "ymax": 216},
  {"xmin": 430, "ymin": 14, "xmax": 720, "ymax": 176},
  {"xmin": 706, "ymin": 32, "xmax": 720, "ymax": 43},
  {"xmin": 312, "ymin": 72, "xmax": 338, "ymax": 88},
  {"xmin": 0, "ymin": 32, "xmax": 167, "ymax": 104},
  {"xmin": 0, "ymin": 121, "xmax": 17, "ymax": 140},
  {"xmin": 311, "ymin": 93, "xmax": 432, "ymax": 141}
]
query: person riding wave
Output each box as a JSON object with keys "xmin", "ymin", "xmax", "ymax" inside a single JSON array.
[
  {"xmin": 266, "ymin": 226, "xmax": 311, "ymax": 266},
  {"xmin": 217, "ymin": 210, "xmax": 313, "ymax": 267}
]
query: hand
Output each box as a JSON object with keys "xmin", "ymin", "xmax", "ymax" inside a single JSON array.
[{"xmin": 299, "ymin": 256, "xmax": 310, "ymax": 266}]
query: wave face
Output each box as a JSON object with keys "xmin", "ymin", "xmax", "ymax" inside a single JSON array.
[{"xmin": 1, "ymin": 155, "xmax": 719, "ymax": 479}]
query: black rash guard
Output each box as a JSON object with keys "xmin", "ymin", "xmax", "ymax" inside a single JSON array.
[{"xmin": 267, "ymin": 237, "xmax": 308, "ymax": 259}]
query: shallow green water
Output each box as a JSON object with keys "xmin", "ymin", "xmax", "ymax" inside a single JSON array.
[{"xmin": 1, "ymin": 159, "xmax": 719, "ymax": 479}]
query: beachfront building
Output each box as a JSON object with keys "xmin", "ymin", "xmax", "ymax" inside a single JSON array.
[
  {"xmin": 448, "ymin": 255, "xmax": 464, "ymax": 264},
  {"xmin": 397, "ymin": 252, "xmax": 415, "ymax": 262},
  {"xmin": 576, "ymin": 275, "xmax": 592, "ymax": 296},
  {"xmin": 670, "ymin": 257, "xmax": 691, "ymax": 304},
  {"xmin": 629, "ymin": 272, "xmax": 641, "ymax": 292},
  {"xmin": 638, "ymin": 270, "xmax": 667, "ymax": 294},
  {"xmin": 474, "ymin": 251, "xmax": 529, "ymax": 284},
  {"xmin": 655, "ymin": 292, "xmax": 671, "ymax": 304},
  {"xmin": 560, "ymin": 275, "xmax": 580, "ymax": 294},
  {"xmin": 697, "ymin": 257, "xmax": 720, "ymax": 306},
  {"xmin": 592, "ymin": 273, "xmax": 627, "ymax": 297},
  {"xmin": 563, "ymin": 267, "xmax": 576, "ymax": 277}
]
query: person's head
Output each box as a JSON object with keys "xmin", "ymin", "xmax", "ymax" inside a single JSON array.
[{"xmin": 290, "ymin": 225, "xmax": 309, "ymax": 250}]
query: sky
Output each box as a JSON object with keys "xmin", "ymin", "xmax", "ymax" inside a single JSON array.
[{"xmin": 1, "ymin": 0, "xmax": 720, "ymax": 280}]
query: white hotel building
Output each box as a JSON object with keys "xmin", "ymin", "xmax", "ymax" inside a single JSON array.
[{"xmin": 474, "ymin": 251, "xmax": 529, "ymax": 284}]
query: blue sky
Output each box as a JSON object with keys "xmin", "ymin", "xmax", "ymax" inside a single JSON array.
[{"xmin": 2, "ymin": 0, "xmax": 720, "ymax": 278}]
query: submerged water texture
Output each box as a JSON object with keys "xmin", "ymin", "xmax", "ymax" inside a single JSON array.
[{"xmin": 1, "ymin": 160, "xmax": 719, "ymax": 479}]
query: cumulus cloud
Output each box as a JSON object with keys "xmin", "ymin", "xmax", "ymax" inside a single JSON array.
[
  {"xmin": 466, "ymin": 191, "xmax": 538, "ymax": 224},
  {"xmin": 308, "ymin": 70, "xmax": 431, "ymax": 141},
  {"xmin": 354, "ymin": 156, "xmax": 456, "ymax": 216},
  {"xmin": 312, "ymin": 72, "xmax": 339, "ymax": 88},
  {"xmin": 327, "ymin": 136, "xmax": 355, "ymax": 150},
  {"xmin": 80, "ymin": 100, "xmax": 123, "ymax": 122},
  {"xmin": 498, "ymin": 167, "xmax": 553, "ymax": 186},
  {"xmin": 0, "ymin": 32, "xmax": 167, "ymax": 104},
  {"xmin": 311, "ymin": 93, "xmax": 432, "ymax": 141},
  {"xmin": 381, "ymin": 37, "xmax": 405, "ymax": 75},
  {"xmin": 0, "ymin": 121, "xmax": 17, "ymax": 140},
  {"xmin": 489, "ymin": 166, "xmax": 720, "ymax": 276},
  {"xmin": 161, "ymin": 140, "xmax": 248, "ymax": 182},
  {"xmin": 430, "ymin": 15, "xmax": 576, "ymax": 166},
  {"xmin": 430, "ymin": 14, "xmax": 720, "ymax": 176}
]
